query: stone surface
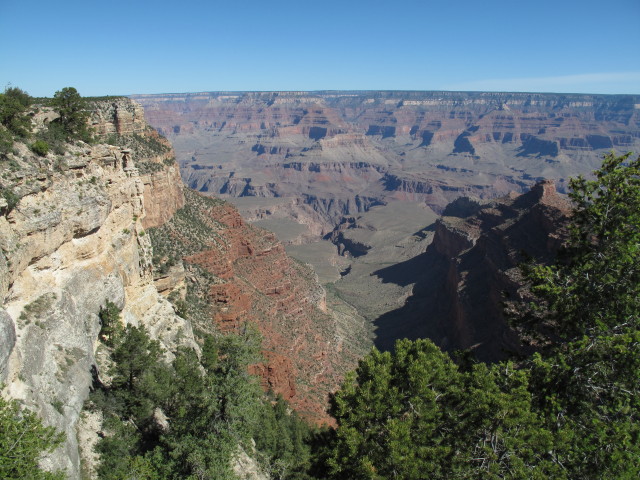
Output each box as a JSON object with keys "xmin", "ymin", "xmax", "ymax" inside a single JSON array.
[
  {"xmin": 90, "ymin": 98, "xmax": 147, "ymax": 136},
  {"xmin": 0, "ymin": 98, "xmax": 194, "ymax": 478},
  {"xmin": 232, "ymin": 446, "xmax": 269, "ymax": 480},
  {"xmin": 0, "ymin": 309, "xmax": 15, "ymax": 383}
]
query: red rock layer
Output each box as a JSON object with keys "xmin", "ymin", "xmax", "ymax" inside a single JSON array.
[
  {"xmin": 373, "ymin": 181, "xmax": 571, "ymax": 361},
  {"xmin": 184, "ymin": 202, "xmax": 347, "ymax": 424}
]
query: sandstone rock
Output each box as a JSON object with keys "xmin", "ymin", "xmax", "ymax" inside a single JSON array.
[
  {"xmin": 0, "ymin": 309, "xmax": 15, "ymax": 383},
  {"xmin": 140, "ymin": 159, "xmax": 185, "ymax": 229},
  {"xmin": 90, "ymin": 98, "xmax": 147, "ymax": 136},
  {"xmin": 0, "ymin": 98, "xmax": 197, "ymax": 478},
  {"xmin": 232, "ymin": 445, "xmax": 268, "ymax": 480},
  {"xmin": 154, "ymin": 261, "xmax": 186, "ymax": 297}
]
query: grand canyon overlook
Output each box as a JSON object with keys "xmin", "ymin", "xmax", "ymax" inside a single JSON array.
[
  {"xmin": 133, "ymin": 89, "xmax": 640, "ymax": 355},
  {"xmin": 1, "ymin": 89, "xmax": 638, "ymax": 479},
  {"xmin": 3, "ymin": 0, "xmax": 640, "ymax": 475}
]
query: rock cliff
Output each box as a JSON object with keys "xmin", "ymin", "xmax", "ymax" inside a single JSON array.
[
  {"xmin": 373, "ymin": 180, "xmax": 571, "ymax": 360},
  {"xmin": 0, "ymin": 99, "xmax": 192, "ymax": 477}
]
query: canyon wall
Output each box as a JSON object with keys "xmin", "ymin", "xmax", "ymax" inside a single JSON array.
[
  {"xmin": 148, "ymin": 188, "xmax": 366, "ymax": 424},
  {"xmin": 132, "ymin": 91, "xmax": 639, "ymax": 235},
  {"xmin": 0, "ymin": 100, "xmax": 191, "ymax": 477},
  {"xmin": 372, "ymin": 180, "xmax": 571, "ymax": 360},
  {"xmin": 0, "ymin": 97, "xmax": 368, "ymax": 477}
]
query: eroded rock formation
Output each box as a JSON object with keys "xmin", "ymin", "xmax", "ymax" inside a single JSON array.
[
  {"xmin": 0, "ymin": 99, "xmax": 192, "ymax": 477},
  {"xmin": 151, "ymin": 190, "xmax": 364, "ymax": 424},
  {"xmin": 132, "ymin": 91, "xmax": 639, "ymax": 237},
  {"xmin": 372, "ymin": 180, "xmax": 571, "ymax": 360}
]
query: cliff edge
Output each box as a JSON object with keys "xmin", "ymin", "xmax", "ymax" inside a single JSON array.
[{"xmin": 0, "ymin": 98, "xmax": 192, "ymax": 477}]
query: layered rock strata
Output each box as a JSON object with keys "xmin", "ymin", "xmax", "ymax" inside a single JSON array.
[
  {"xmin": 0, "ymin": 99, "xmax": 191, "ymax": 477},
  {"xmin": 132, "ymin": 91, "xmax": 639, "ymax": 236},
  {"xmin": 373, "ymin": 180, "xmax": 571, "ymax": 360},
  {"xmin": 150, "ymin": 190, "xmax": 363, "ymax": 423}
]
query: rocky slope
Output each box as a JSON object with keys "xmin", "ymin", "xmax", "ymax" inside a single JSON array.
[
  {"xmin": 132, "ymin": 91, "xmax": 639, "ymax": 238},
  {"xmin": 372, "ymin": 180, "xmax": 571, "ymax": 360},
  {"xmin": 148, "ymin": 189, "xmax": 367, "ymax": 424},
  {"xmin": 0, "ymin": 99, "xmax": 192, "ymax": 477}
]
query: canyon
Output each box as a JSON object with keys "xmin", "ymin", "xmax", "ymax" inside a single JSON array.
[
  {"xmin": 133, "ymin": 90, "xmax": 639, "ymax": 355},
  {"xmin": 132, "ymin": 90, "xmax": 639, "ymax": 236},
  {"xmin": 0, "ymin": 98, "xmax": 363, "ymax": 477},
  {"xmin": 2, "ymin": 92, "xmax": 638, "ymax": 477}
]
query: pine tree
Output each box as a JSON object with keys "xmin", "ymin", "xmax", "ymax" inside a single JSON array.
[{"xmin": 0, "ymin": 394, "xmax": 65, "ymax": 480}]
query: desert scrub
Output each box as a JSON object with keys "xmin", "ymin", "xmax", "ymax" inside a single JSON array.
[
  {"xmin": 101, "ymin": 129, "xmax": 170, "ymax": 159},
  {"xmin": 1, "ymin": 187, "xmax": 20, "ymax": 213},
  {"xmin": 30, "ymin": 140, "xmax": 50, "ymax": 156},
  {"xmin": 148, "ymin": 189, "xmax": 225, "ymax": 259},
  {"xmin": 51, "ymin": 399, "xmax": 64, "ymax": 415},
  {"xmin": 136, "ymin": 161, "xmax": 164, "ymax": 175},
  {"xmin": 18, "ymin": 293, "xmax": 57, "ymax": 323}
]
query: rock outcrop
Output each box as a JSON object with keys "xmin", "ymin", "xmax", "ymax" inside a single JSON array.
[
  {"xmin": 90, "ymin": 99, "xmax": 147, "ymax": 136},
  {"xmin": 373, "ymin": 180, "xmax": 571, "ymax": 360},
  {"xmin": 0, "ymin": 99, "xmax": 192, "ymax": 477}
]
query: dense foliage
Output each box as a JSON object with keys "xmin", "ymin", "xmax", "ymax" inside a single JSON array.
[
  {"xmin": 523, "ymin": 152, "xmax": 640, "ymax": 478},
  {"xmin": 323, "ymin": 152, "xmax": 640, "ymax": 479},
  {"xmin": 90, "ymin": 321, "xmax": 313, "ymax": 479},
  {"xmin": 0, "ymin": 87, "xmax": 32, "ymax": 139},
  {"xmin": 0, "ymin": 394, "xmax": 65, "ymax": 479},
  {"xmin": 526, "ymin": 151, "xmax": 640, "ymax": 339},
  {"xmin": 326, "ymin": 340, "xmax": 560, "ymax": 479},
  {"xmin": 0, "ymin": 86, "xmax": 32, "ymax": 156}
]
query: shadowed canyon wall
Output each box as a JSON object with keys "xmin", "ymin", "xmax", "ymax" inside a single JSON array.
[{"xmin": 371, "ymin": 180, "xmax": 571, "ymax": 361}]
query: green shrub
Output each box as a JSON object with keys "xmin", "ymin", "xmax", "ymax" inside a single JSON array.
[
  {"xmin": 0, "ymin": 128, "xmax": 13, "ymax": 156},
  {"xmin": 50, "ymin": 87, "xmax": 92, "ymax": 142},
  {"xmin": 0, "ymin": 86, "xmax": 32, "ymax": 138},
  {"xmin": 136, "ymin": 161, "xmax": 164, "ymax": 175},
  {"xmin": 31, "ymin": 140, "xmax": 50, "ymax": 156},
  {"xmin": 18, "ymin": 294, "xmax": 56, "ymax": 323},
  {"xmin": 35, "ymin": 122, "xmax": 67, "ymax": 156},
  {"xmin": 99, "ymin": 300, "xmax": 122, "ymax": 345},
  {"xmin": 1, "ymin": 187, "xmax": 20, "ymax": 213}
]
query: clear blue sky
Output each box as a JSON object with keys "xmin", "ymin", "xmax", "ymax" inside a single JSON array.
[{"xmin": 1, "ymin": 0, "xmax": 639, "ymax": 97}]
